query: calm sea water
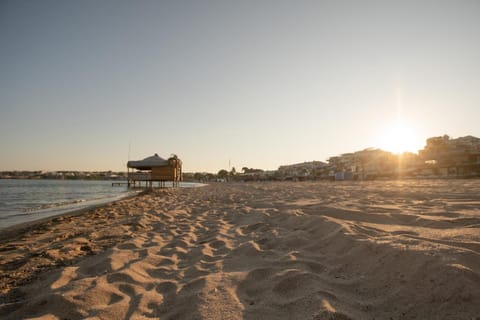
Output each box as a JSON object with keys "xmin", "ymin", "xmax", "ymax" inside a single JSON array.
[{"xmin": 0, "ymin": 179, "xmax": 132, "ymax": 229}]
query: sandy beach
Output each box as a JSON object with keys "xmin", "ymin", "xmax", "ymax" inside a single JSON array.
[{"xmin": 1, "ymin": 180, "xmax": 479, "ymax": 319}]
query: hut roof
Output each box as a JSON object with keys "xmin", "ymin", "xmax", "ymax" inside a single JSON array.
[{"xmin": 127, "ymin": 153, "xmax": 168, "ymax": 170}]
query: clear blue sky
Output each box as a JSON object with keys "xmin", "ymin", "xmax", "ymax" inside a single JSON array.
[{"xmin": 1, "ymin": 0, "xmax": 479, "ymax": 172}]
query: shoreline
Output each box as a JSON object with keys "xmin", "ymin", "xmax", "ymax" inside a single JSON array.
[
  {"xmin": 0, "ymin": 181, "xmax": 204, "ymax": 231},
  {"xmin": 0, "ymin": 191, "xmax": 138, "ymax": 232},
  {"xmin": 1, "ymin": 181, "xmax": 479, "ymax": 319},
  {"xmin": 0, "ymin": 191, "xmax": 141, "ymax": 242},
  {"xmin": 0, "ymin": 188, "xmax": 173, "ymax": 306}
]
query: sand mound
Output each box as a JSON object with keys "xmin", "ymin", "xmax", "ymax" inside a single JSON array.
[{"xmin": 1, "ymin": 180, "xmax": 480, "ymax": 319}]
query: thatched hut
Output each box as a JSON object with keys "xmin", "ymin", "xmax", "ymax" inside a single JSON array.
[{"xmin": 127, "ymin": 154, "xmax": 182, "ymax": 188}]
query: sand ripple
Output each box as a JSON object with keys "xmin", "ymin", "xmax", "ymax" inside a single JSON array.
[{"xmin": 1, "ymin": 180, "xmax": 480, "ymax": 319}]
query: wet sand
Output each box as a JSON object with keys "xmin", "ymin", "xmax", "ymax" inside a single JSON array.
[{"xmin": 1, "ymin": 180, "xmax": 479, "ymax": 319}]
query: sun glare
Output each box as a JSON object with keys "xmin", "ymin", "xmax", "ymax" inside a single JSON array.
[{"xmin": 379, "ymin": 125, "xmax": 422, "ymax": 154}]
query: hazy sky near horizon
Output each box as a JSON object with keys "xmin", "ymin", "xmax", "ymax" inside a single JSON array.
[{"xmin": 1, "ymin": 0, "xmax": 480, "ymax": 172}]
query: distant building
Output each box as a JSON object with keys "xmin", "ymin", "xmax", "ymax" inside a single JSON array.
[
  {"xmin": 277, "ymin": 161, "xmax": 327, "ymax": 179},
  {"xmin": 328, "ymin": 149, "xmax": 397, "ymax": 180},
  {"xmin": 418, "ymin": 135, "xmax": 480, "ymax": 177}
]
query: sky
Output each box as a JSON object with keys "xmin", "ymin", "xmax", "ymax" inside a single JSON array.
[{"xmin": 1, "ymin": 0, "xmax": 480, "ymax": 172}]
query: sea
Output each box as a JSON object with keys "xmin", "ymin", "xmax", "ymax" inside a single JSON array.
[{"xmin": 0, "ymin": 179, "xmax": 137, "ymax": 229}]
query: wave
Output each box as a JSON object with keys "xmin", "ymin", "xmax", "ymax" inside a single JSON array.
[{"xmin": 22, "ymin": 199, "xmax": 88, "ymax": 212}]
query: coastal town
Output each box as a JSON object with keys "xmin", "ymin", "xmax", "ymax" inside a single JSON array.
[
  {"xmin": 272, "ymin": 134, "xmax": 480, "ymax": 181},
  {"xmin": 2, "ymin": 135, "xmax": 480, "ymax": 182}
]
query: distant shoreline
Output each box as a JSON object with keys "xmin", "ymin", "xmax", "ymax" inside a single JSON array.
[{"xmin": 0, "ymin": 176, "xmax": 127, "ymax": 181}]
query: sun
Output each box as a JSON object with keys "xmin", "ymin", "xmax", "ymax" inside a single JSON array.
[{"xmin": 379, "ymin": 125, "xmax": 422, "ymax": 154}]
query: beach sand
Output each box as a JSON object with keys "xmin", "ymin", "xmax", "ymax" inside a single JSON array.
[{"xmin": 1, "ymin": 180, "xmax": 479, "ymax": 319}]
